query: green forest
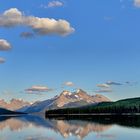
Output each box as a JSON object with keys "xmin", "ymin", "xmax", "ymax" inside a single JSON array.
[{"xmin": 46, "ymin": 97, "xmax": 140, "ymax": 115}]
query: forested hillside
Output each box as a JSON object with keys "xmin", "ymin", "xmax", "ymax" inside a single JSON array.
[{"xmin": 46, "ymin": 97, "xmax": 140, "ymax": 115}]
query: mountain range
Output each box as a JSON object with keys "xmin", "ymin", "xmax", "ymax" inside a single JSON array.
[
  {"xmin": 0, "ymin": 99, "xmax": 31, "ymax": 111},
  {"xmin": 18, "ymin": 89, "xmax": 111, "ymax": 113}
]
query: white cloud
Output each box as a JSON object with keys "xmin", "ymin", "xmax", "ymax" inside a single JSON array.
[
  {"xmin": 48, "ymin": 1, "xmax": 64, "ymax": 8},
  {"xmin": 25, "ymin": 85, "xmax": 53, "ymax": 93},
  {"xmin": 0, "ymin": 39, "xmax": 12, "ymax": 51},
  {"xmin": 4, "ymin": 8, "xmax": 22, "ymax": 17},
  {"xmin": 0, "ymin": 57, "xmax": 6, "ymax": 64},
  {"xmin": 134, "ymin": 0, "xmax": 140, "ymax": 7},
  {"xmin": 64, "ymin": 81, "xmax": 74, "ymax": 86},
  {"xmin": 0, "ymin": 8, "xmax": 74, "ymax": 36},
  {"xmin": 0, "ymin": 8, "xmax": 23, "ymax": 27}
]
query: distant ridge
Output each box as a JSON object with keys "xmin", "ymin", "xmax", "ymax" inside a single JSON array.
[
  {"xmin": 0, "ymin": 99, "xmax": 31, "ymax": 111},
  {"xmin": 0, "ymin": 107, "xmax": 23, "ymax": 115}
]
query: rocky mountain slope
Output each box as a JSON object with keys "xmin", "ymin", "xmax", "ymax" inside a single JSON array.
[{"xmin": 20, "ymin": 89, "xmax": 110, "ymax": 113}]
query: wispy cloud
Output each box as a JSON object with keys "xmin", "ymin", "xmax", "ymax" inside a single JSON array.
[
  {"xmin": 0, "ymin": 39, "xmax": 12, "ymax": 51},
  {"xmin": 47, "ymin": 1, "xmax": 64, "ymax": 8},
  {"xmin": 95, "ymin": 89, "xmax": 112, "ymax": 93},
  {"xmin": 25, "ymin": 85, "xmax": 53, "ymax": 94},
  {"xmin": 0, "ymin": 57, "xmax": 6, "ymax": 64},
  {"xmin": 106, "ymin": 81, "xmax": 123, "ymax": 86},
  {"xmin": 96, "ymin": 81, "xmax": 122, "ymax": 90},
  {"xmin": 96, "ymin": 80, "xmax": 123, "ymax": 93},
  {"xmin": 97, "ymin": 83, "xmax": 110, "ymax": 88},
  {"xmin": 20, "ymin": 32, "xmax": 34, "ymax": 39},
  {"xmin": 95, "ymin": 80, "xmax": 137, "ymax": 94},
  {"xmin": 125, "ymin": 81, "xmax": 138, "ymax": 86},
  {"xmin": 0, "ymin": 8, "xmax": 75, "ymax": 36}
]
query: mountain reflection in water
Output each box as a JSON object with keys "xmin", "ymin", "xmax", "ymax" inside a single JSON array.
[
  {"xmin": 0, "ymin": 115, "xmax": 112, "ymax": 139},
  {"xmin": 0, "ymin": 115, "xmax": 140, "ymax": 140}
]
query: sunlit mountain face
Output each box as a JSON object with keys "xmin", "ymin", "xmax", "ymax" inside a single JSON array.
[{"xmin": 18, "ymin": 89, "xmax": 110, "ymax": 113}]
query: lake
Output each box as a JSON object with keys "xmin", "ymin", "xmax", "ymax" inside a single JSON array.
[{"xmin": 0, "ymin": 115, "xmax": 140, "ymax": 140}]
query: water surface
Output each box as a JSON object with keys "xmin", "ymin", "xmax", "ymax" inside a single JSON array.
[{"xmin": 0, "ymin": 115, "xmax": 140, "ymax": 140}]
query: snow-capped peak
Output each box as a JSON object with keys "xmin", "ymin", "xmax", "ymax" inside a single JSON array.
[
  {"xmin": 61, "ymin": 91, "xmax": 72, "ymax": 96},
  {"xmin": 76, "ymin": 89, "xmax": 81, "ymax": 93},
  {"xmin": 74, "ymin": 95, "xmax": 79, "ymax": 98},
  {"xmin": 76, "ymin": 89, "xmax": 85, "ymax": 94},
  {"xmin": 18, "ymin": 89, "xmax": 111, "ymax": 113}
]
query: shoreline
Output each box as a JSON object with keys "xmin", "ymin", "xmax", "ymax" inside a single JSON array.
[
  {"xmin": 46, "ymin": 113, "xmax": 140, "ymax": 116},
  {"xmin": 0, "ymin": 113, "xmax": 27, "ymax": 117}
]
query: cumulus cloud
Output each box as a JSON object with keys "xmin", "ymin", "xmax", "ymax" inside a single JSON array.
[
  {"xmin": 0, "ymin": 8, "xmax": 75, "ymax": 36},
  {"xmin": 64, "ymin": 81, "xmax": 74, "ymax": 86},
  {"xmin": 0, "ymin": 8, "xmax": 23, "ymax": 27},
  {"xmin": 0, "ymin": 57, "xmax": 6, "ymax": 64},
  {"xmin": 95, "ymin": 89, "xmax": 112, "ymax": 93},
  {"xmin": 25, "ymin": 85, "xmax": 53, "ymax": 94},
  {"xmin": 48, "ymin": 1, "xmax": 64, "ymax": 8},
  {"xmin": 0, "ymin": 39, "xmax": 12, "ymax": 51},
  {"xmin": 97, "ymin": 83, "xmax": 110, "ymax": 88},
  {"xmin": 20, "ymin": 32, "xmax": 34, "ymax": 38},
  {"xmin": 134, "ymin": 0, "xmax": 140, "ymax": 7}
]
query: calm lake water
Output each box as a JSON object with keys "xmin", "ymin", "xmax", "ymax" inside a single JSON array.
[{"xmin": 0, "ymin": 115, "xmax": 140, "ymax": 140}]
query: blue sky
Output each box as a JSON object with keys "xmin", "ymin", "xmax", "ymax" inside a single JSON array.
[{"xmin": 0, "ymin": 0, "xmax": 140, "ymax": 102}]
